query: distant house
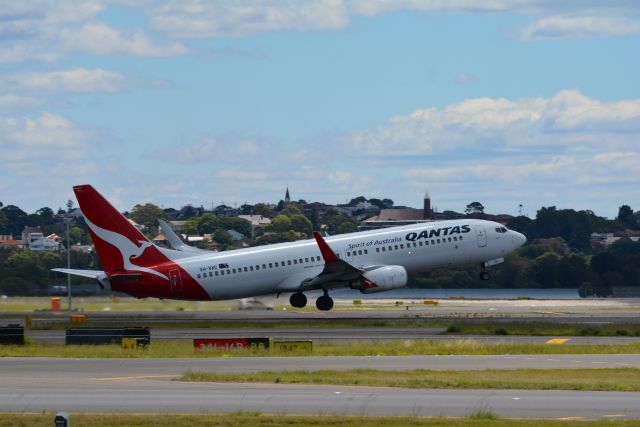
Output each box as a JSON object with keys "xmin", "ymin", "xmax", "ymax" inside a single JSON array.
[
  {"xmin": 238, "ymin": 215, "xmax": 271, "ymax": 238},
  {"xmin": 0, "ymin": 234, "xmax": 21, "ymax": 249},
  {"xmin": 360, "ymin": 208, "xmax": 430, "ymax": 230},
  {"xmin": 591, "ymin": 230, "xmax": 640, "ymax": 247},
  {"xmin": 21, "ymin": 227, "xmax": 59, "ymax": 252}
]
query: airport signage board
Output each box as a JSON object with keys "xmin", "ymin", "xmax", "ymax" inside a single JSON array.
[
  {"xmin": 194, "ymin": 337, "xmax": 269, "ymax": 350},
  {"xmin": 273, "ymin": 340, "xmax": 313, "ymax": 352}
]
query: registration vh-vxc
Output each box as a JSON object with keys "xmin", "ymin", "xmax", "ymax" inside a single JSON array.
[{"xmin": 54, "ymin": 185, "xmax": 526, "ymax": 311}]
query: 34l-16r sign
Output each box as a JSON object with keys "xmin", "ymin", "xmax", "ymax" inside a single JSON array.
[{"xmin": 194, "ymin": 337, "xmax": 269, "ymax": 350}]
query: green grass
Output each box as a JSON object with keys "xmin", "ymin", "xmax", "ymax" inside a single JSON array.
[
  {"xmin": 0, "ymin": 413, "xmax": 639, "ymax": 427},
  {"xmin": 3, "ymin": 339, "xmax": 640, "ymax": 358},
  {"xmin": 445, "ymin": 321, "xmax": 640, "ymax": 337},
  {"xmin": 181, "ymin": 367, "xmax": 640, "ymax": 392}
]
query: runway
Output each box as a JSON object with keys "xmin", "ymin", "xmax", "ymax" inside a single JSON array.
[
  {"xmin": 2, "ymin": 356, "xmax": 640, "ymax": 418},
  {"xmin": 25, "ymin": 326, "xmax": 640, "ymax": 345}
]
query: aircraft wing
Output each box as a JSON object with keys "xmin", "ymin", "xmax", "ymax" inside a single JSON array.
[
  {"xmin": 158, "ymin": 218, "xmax": 212, "ymax": 254},
  {"xmin": 279, "ymin": 232, "xmax": 366, "ymax": 292}
]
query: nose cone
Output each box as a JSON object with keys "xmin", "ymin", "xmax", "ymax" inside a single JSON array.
[{"xmin": 513, "ymin": 231, "xmax": 526, "ymax": 248}]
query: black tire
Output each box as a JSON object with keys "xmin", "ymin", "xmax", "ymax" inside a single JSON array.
[
  {"xmin": 480, "ymin": 271, "xmax": 490, "ymax": 281},
  {"xmin": 289, "ymin": 292, "xmax": 307, "ymax": 308},
  {"xmin": 316, "ymin": 295, "xmax": 334, "ymax": 311}
]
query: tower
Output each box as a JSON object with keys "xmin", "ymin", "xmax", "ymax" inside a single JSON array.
[
  {"xmin": 285, "ymin": 187, "xmax": 291, "ymax": 204},
  {"xmin": 423, "ymin": 191, "xmax": 432, "ymax": 219}
]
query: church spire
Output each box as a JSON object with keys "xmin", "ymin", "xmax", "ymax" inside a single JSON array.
[{"xmin": 285, "ymin": 187, "xmax": 291, "ymax": 204}]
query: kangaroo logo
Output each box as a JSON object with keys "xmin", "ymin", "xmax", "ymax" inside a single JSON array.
[{"xmin": 83, "ymin": 215, "xmax": 168, "ymax": 280}]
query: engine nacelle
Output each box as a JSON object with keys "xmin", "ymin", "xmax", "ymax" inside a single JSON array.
[{"xmin": 358, "ymin": 265, "xmax": 408, "ymax": 294}]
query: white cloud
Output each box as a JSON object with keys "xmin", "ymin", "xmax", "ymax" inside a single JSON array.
[
  {"xmin": 0, "ymin": 94, "xmax": 43, "ymax": 112},
  {"xmin": 349, "ymin": 90, "xmax": 640, "ymax": 157},
  {"xmin": 60, "ymin": 22, "xmax": 189, "ymax": 56},
  {"xmin": 520, "ymin": 14, "xmax": 640, "ymax": 40},
  {"xmin": 216, "ymin": 170, "xmax": 270, "ymax": 180},
  {"xmin": 8, "ymin": 68, "xmax": 126, "ymax": 93},
  {"xmin": 147, "ymin": 0, "xmax": 350, "ymax": 38},
  {"xmin": 0, "ymin": 112, "xmax": 92, "ymax": 169}
]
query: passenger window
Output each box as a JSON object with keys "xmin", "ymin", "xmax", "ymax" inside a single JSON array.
[
  {"xmin": 359, "ymin": 250, "xmax": 363, "ymax": 255},
  {"xmin": 305, "ymin": 257, "xmax": 309, "ymax": 263},
  {"xmin": 419, "ymin": 241, "xmax": 423, "ymax": 246},
  {"xmin": 208, "ymin": 272, "xmax": 212, "ymax": 277},
  {"xmin": 347, "ymin": 251, "xmax": 351, "ymax": 257},
  {"xmin": 299, "ymin": 259, "xmax": 303, "ymax": 264},
  {"xmin": 288, "ymin": 260, "xmax": 292, "ymax": 265},
  {"xmin": 437, "ymin": 239, "xmax": 440, "ymax": 244},
  {"xmin": 431, "ymin": 240, "xmax": 435, "ymax": 245},
  {"xmin": 232, "ymin": 268, "xmax": 236, "ymax": 274},
  {"xmin": 293, "ymin": 259, "xmax": 297, "ymax": 264},
  {"xmin": 215, "ymin": 271, "xmax": 219, "ymax": 276},
  {"xmin": 364, "ymin": 249, "xmax": 368, "ymax": 254},
  {"xmin": 250, "ymin": 266, "xmax": 254, "ymax": 271},
  {"xmin": 388, "ymin": 246, "xmax": 392, "ymax": 251},
  {"xmin": 269, "ymin": 263, "xmax": 273, "ymax": 268},
  {"xmin": 256, "ymin": 265, "xmax": 260, "ymax": 270},
  {"xmin": 244, "ymin": 267, "xmax": 248, "ymax": 272},
  {"xmin": 376, "ymin": 247, "xmax": 380, "ymax": 253},
  {"xmin": 381, "ymin": 247, "xmax": 386, "ymax": 252},
  {"xmin": 262, "ymin": 264, "xmax": 266, "ymax": 269},
  {"xmin": 460, "ymin": 236, "xmax": 463, "ymax": 241},
  {"xmin": 197, "ymin": 273, "xmax": 201, "ymax": 279},
  {"xmin": 394, "ymin": 245, "xmax": 398, "ymax": 250},
  {"xmin": 226, "ymin": 270, "xmax": 230, "ymax": 275},
  {"xmin": 221, "ymin": 271, "xmax": 225, "ymax": 276},
  {"xmin": 317, "ymin": 256, "xmax": 321, "ymax": 261},
  {"xmin": 275, "ymin": 262, "xmax": 279, "ymax": 267}
]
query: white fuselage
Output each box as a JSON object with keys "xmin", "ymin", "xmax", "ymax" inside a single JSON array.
[{"xmin": 170, "ymin": 219, "xmax": 525, "ymax": 300}]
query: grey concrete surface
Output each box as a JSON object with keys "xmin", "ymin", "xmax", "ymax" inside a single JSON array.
[{"xmin": 3, "ymin": 356, "xmax": 640, "ymax": 418}]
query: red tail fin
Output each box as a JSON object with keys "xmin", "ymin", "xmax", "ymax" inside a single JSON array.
[{"xmin": 73, "ymin": 185, "xmax": 165, "ymax": 274}]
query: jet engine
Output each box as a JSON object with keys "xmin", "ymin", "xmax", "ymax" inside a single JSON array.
[{"xmin": 356, "ymin": 265, "xmax": 408, "ymax": 294}]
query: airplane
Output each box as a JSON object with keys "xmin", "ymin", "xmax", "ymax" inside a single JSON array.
[{"xmin": 53, "ymin": 185, "xmax": 527, "ymax": 311}]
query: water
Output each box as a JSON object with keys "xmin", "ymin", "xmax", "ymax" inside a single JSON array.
[{"xmin": 320, "ymin": 288, "xmax": 580, "ymax": 300}]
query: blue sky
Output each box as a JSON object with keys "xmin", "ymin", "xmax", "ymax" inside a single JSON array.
[{"xmin": 1, "ymin": 1, "xmax": 639, "ymax": 218}]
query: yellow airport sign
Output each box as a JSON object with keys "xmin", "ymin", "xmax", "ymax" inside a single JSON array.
[{"xmin": 273, "ymin": 340, "xmax": 313, "ymax": 352}]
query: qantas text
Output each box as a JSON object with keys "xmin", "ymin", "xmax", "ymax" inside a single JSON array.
[{"xmin": 405, "ymin": 225, "xmax": 471, "ymax": 241}]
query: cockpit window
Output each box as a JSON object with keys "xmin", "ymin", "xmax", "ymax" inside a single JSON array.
[{"xmin": 495, "ymin": 227, "xmax": 508, "ymax": 233}]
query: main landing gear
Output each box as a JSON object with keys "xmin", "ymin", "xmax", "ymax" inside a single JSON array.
[
  {"xmin": 315, "ymin": 290, "xmax": 334, "ymax": 311},
  {"xmin": 479, "ymin": 263, "xmax": 491, "ymax": 281},
  {"xmin": 290, "ymin": 292, "xmax": 307, "ymax": 308}
]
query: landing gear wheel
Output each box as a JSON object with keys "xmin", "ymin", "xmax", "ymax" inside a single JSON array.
[
  {"xmin": 316, "ymin": 294, "xmax": 334, "ymax": 311},
  {"xmin": 289, "ymin": 292, "xmax": 307, "ymax": 308},
  {"xmin": 480, "ymin": 271, "xmax": 490, "ymax": 281}
]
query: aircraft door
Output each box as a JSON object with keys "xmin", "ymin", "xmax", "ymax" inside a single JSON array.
[
  {"xmin": 474, "ymin": 225, "xmax": 487, "ymax": 248},
  {"xmin": 169, "ymin": 269, "xmax": 182, "ymax": 292}
]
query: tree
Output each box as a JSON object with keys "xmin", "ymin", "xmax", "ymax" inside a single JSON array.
[
  {"xmin": 465, "ymin": 202, "xmax": 485, "ymax": 216},
  {"xmin": 348, "ymin": 196, "xmax": 367, "ymax": 206},
  {"xmin": 617, "ymin": 205, "xmax": 636, "ymax": 228},
  {"xmin": 269, "ymin": 215, "xmax": 292, "ymax": 233},
  {"xmin": 239, "ymin": 204, "xmax": 254, "ymax": 215},
  {"xmin": 213, "ymin": 230, "xmax": 233, "ymax": 246},
  {"xmin": 381, "ymin": 198, "xmax": 394, "ymax": 208},
  {"xmin": 129, "ymin": 203, "xmax": 165, "ymax": 230},
  {"xmin": 66, "ymin": 199, "xmax": 74, "ymax": 213},
  {"xmin": 197, "ymin": 213, "xmax": 218, "ymax": 234},
  {"xmin": 290, "ymin": 214, "xmax": 312, "ymax": 236},
  {"xmin": 555, "ymin": 254, "xmax": 589, "ymax": 288},
  {"xmin": 253, "ymin": 203, "xmax": 273, "ymax": 218},
  {"xmin": 336, "ymin": 221, "xmax": 358, "ymax": 234}
]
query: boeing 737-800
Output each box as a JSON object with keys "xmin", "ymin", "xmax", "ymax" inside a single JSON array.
[{"xmin": 54, "ymin": 185, "xmax": 526, "ymax": 310}]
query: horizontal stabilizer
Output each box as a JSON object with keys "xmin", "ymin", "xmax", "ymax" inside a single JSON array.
[{"xmin": 52, "ymin": 268, "xmax": 106, "ymax": 279}]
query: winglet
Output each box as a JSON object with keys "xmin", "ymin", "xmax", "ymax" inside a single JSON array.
[{"xmin": 313, "ymin": 231, "xmax": 340, "ymax": 264}]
